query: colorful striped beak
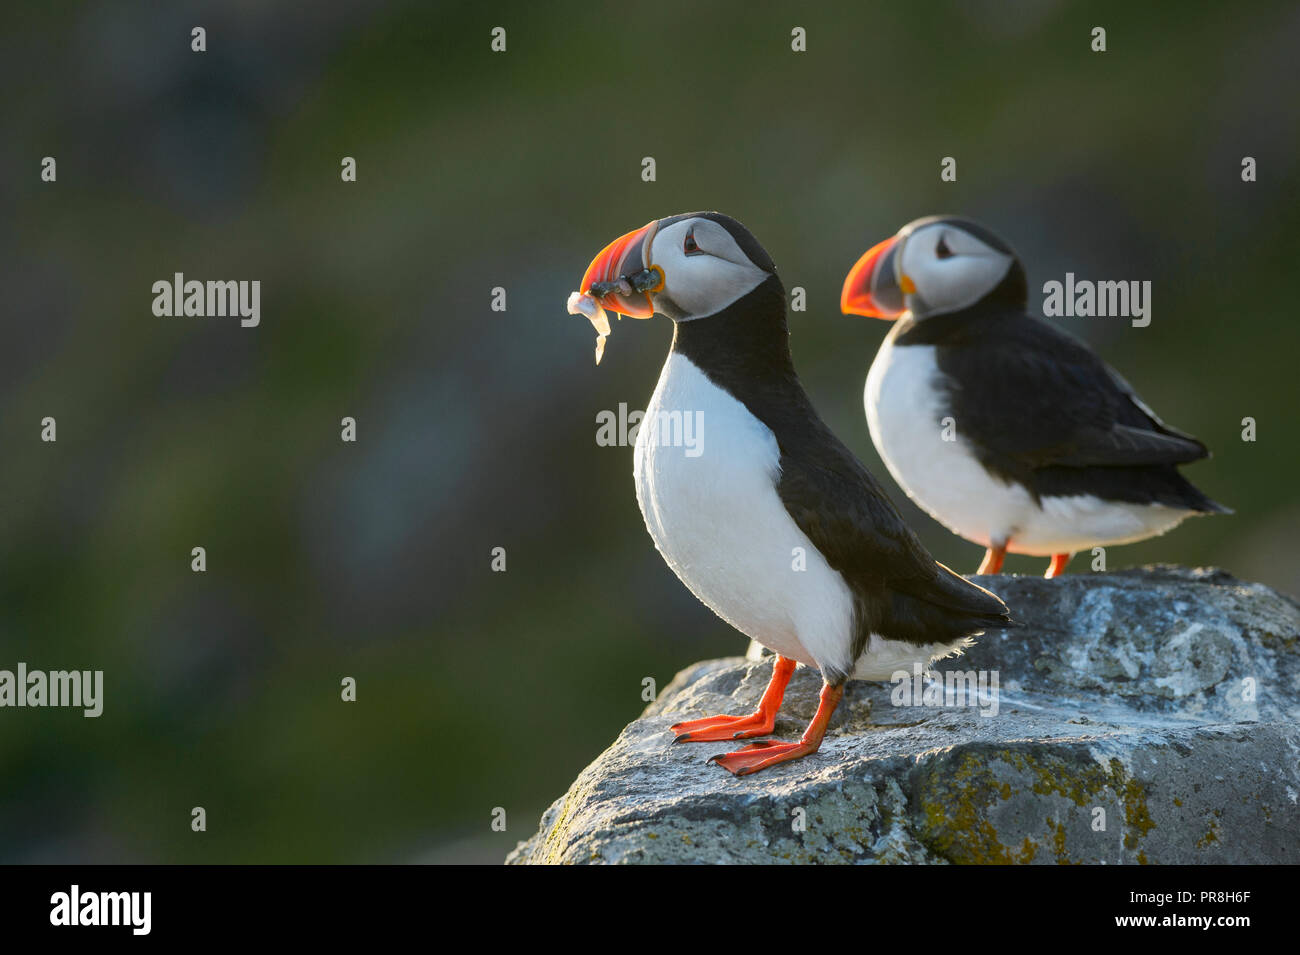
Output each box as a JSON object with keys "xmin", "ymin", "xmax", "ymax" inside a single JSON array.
[
  {"xmin": 841, "ymin": 234, "xmax": 906, "ymax": 319},
  {"xmin": 579, "ymin": 220, "xmax": 664, "ymax": 319}
]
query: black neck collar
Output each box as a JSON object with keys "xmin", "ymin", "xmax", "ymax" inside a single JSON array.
[
  {"xmin": 667, "ymin": 274, "xmax": 820, "ymax": 437},
  {"xmin": 894, "ymin": 264, "xmax": 1027, "ymax": 346},
  {"xmin": 669, "ymin": 274, "xmax": 793, "ymax": 381}
]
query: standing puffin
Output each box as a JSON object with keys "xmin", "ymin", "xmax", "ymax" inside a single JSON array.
[
  {"xmin": 840, "ymin": 215, "xmax": 1228, "ymax": 578},
  {"xmin": 574, "ymin": 212, "xmax": 1010, "ymax": 775}
]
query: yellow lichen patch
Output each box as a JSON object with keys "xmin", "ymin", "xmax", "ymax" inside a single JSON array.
[
  {"xmin": 1016, "ymin": 752, "xmax": 1154, "ymax": 851},
  {"xmin": 540, "ymin": 780, "xmax": 599, "ymax": 865},
  {"xmin": 1196, "ymin": 816, "xmax": 1221, "ymax": 849},
  {"xmin": 918, "ymin": 748, "xmax": 1157, "ymax": 863},
  {"xmin": 917, "ymin": 750, "xmax": 1036, "ymax": 863},
  {"xmin": 1116, "ymin": 765, "xmax": 1156, "ymax": 850},
  {"xmin": 1050, "ymin": 817, "xmax": 1071, "ymax": 863},
  {"xmin": 1019, "ymin": 837, "xmax": 1038, "ymax": 863},
  {"xmin": 1020, "ymin": 752, "xmax": 1109, "ymax": 806},
  {"xmin": 541, "ymin": 791, "xmax": 576, "ymax": 864}
]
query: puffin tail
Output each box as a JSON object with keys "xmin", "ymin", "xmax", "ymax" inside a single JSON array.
[
  {"xmin": 934, "ymin": 561, "xmax": 1013, "ymax": 619},
  {"xmin": 1183, "ymin": 483, "xmax": 1232, "ymax": 515},
  {"xmin": 887, "ymin": 562, "xmax": 1016, "ymax": 642}
]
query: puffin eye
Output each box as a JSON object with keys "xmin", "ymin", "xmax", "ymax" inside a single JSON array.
[
  {"xmin": 935, "ymin": 236, "xmax": 953, "ymax": 260},
  {"xmin": 683, "ymin": 228, "xmax": 702, "ymax": 256}
]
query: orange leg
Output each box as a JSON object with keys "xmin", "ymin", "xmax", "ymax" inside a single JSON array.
[
  {"xmin": 707, "ymin": 680, "xmax": 845, "ymax": 776},
  {"xmin": 977, "ymin": 541, "xmax": 1007, "ymax": 575},
  {"xmin": 671, "ymin": 655, "xmax": 797, "ymax": 743},
  {"xmin": 1045, "ymin": 552, "xmax": 1071, "ymax": 578}
]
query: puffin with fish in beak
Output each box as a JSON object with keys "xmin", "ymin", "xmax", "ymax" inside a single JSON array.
[
  {"xmin": 570, "ymin": 212, "xmax": 1011, "ymax": 776},
  {"xmin": 841, "ymin": 215, "xmax": 1229, "ymax": 579}
]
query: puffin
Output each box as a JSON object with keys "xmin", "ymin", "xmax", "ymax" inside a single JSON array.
[
  {"xmin": 573, "ymin": 212, "xmax": 1011, "ymax": 776},
  {"xmin": 840, "ymin": 215, "xmax": 1229, "ymax": 579}
]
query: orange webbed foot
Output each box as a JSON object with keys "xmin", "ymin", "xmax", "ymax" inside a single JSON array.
[
  {"xmin": 704, "ymin": 682, "xmax": 845, "ymax": 777},
  {"xmin": 669, "ymin": 655, "xmax": 796, "ymax": 744},
  {"xmin": 708, "ymin": 739, "xmax": 819, "ymax": 776},
  {"xmin": 671, "ymin": 711, "xmax": 776, "ymax": 743}
]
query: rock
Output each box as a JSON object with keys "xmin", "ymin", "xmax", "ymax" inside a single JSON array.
[{"xmin": 508, "ymin": 567, "xmax": 1300, "ymax": 864}]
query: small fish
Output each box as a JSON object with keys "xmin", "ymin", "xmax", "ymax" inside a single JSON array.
[{"xmin": 567, "ymin": 291, "xmax": 611, "ymax": 364}]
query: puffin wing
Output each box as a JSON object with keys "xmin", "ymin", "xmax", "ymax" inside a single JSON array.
[
  {"xmin": 932, "ymin": 313, "xmax": 1209, "ymax": 474},
  {"xmin": 774, "ymin": 424, "xmax": 1011, "ymax": 644}
]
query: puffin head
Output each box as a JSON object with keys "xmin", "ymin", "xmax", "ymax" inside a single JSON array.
[
  {"xmin": 579, "ymin": 212, "xmax": 777, "ymax": 323},
  {"xmin": 840, "ymin": 216, "xmax": 1026, "ymax": 321}
]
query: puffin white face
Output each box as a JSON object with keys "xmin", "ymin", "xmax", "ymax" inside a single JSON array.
[
  {"xmin": 647, "ymin": 217, "xmax": 768, "ymax": 321},
  {"xmin": 578, "ymin": 212, "xmax": 774, "ymax": 325},
  {"xmin": 896, "ymin": 223, "xmax": 1016, "ymax": 318},
  {"xmin": 842, "ymin": 217, "xmax": 1024, "ymax": 322}
]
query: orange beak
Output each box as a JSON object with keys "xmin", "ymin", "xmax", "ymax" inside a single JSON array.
[
  {"xmin": 841, "ymin": 234, "xmax": 906, "ymax": 320},
  {"xmin": 579, "ymin": 220, "xmax": 664, "ymax": 319}
]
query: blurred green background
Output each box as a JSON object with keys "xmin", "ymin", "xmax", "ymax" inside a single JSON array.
[{"xmin": 2, "ymin": 1, "xmax": 1297, "ymax": 862}]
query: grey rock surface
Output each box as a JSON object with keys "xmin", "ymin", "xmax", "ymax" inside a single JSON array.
[{"xmin": 508, "ymin": 567, "xmax": 1300, "ymax": 864}]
